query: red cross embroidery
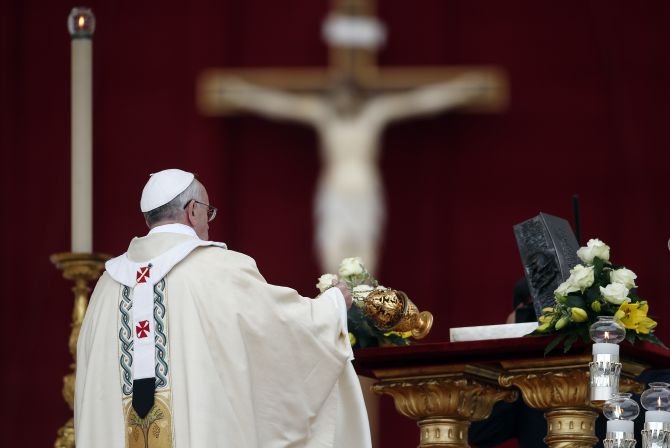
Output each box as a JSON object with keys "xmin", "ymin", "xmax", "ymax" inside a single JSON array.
[
  {"xmin": 136, "ymin": 320, "xmax": 150, "ymax": 338},
  {"xmin": 136, "ymin": 266, "xmax": 150, "ymax": 283}
]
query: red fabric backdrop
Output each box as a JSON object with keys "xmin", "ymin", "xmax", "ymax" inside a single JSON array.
[{"xmin": 2, "ymin": 1, "xmax": 670, "ymax": 446}]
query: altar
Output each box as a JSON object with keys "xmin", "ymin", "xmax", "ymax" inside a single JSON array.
[{"xmin": 355, "ymin": 336, "xmax": 670, "ymax": 447}]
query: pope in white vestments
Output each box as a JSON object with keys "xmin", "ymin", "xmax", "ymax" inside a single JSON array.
[{"xmin": 74, "ymin": 169, "xmax": 371, "ymax": 448}]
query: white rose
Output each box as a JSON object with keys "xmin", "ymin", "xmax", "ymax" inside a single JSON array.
[
  {"xmin": 566, "ymin": 264, "xmax": 595, "ymax": 291},
  {"xmin": 338, "ymin": 257, "xmax": 365, "ymax": 277},
  {"xmin": 316, "ymin": 273, "xmax": 338, "ymax": 293},
  {"xmin": 610, "ymin": 268, "xmax": 637, "ymax": 289},
  {"xmin": 576, "ymin": 239, "xmax": 611, "ymax": 265},
  {"xmin": 555, "ymin": 280, "xmax": 579, "ymax": 299},
  {"xmin": 600, "ymin": 283, "xmax": 630, "ymax": 305}
]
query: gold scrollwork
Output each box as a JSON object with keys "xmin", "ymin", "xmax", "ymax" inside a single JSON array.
[
  {"xmin": 54, "ymin": 418, "xmax": 75, "ymax": 448},
  {"xmin": 62, "ymin": 372, "xmax": 76, "ymax": 409},
  {"xmin": 499, "ymin": 368, "xmax": 644, "ymax": 410},
  {"xmin": 499, "ymin": 369, "xmax": 594, "ymax": 409},
  {"xmin": 373, "ymin": 377, "xmax": 517, "ymax": 421},
  {"xmin": 620, "ymin": 376, "xmax": 645, "ymax": 395}
]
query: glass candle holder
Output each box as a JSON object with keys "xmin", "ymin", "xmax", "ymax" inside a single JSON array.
[
  {"xmin": 641, "ymin": 382, "xmax": 670, "ymax": 448},
  {"xmin": 67, "ymin": 7, "xmax": 96, "ymax": 39},
  {"xmin": 603, "ymin": 393, "xmax": 639, "ymax": 448},
  {"xmin": 590, "ymin": 316, "xmax": 625, "ymax": 402}
]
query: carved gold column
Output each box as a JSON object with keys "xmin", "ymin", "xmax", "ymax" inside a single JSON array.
[
  {"xmin": 51, "ymin": 252, "xmax": 109, "ymax": 448},
  {"xmin": 499, "ymin": 355, "xmax": 645, "ymax": 448},
  {"xmin": 373, "ymin": 371, "xmax": 517, "ymax": 447}
]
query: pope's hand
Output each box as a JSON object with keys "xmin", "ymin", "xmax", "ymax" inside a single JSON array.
[{"xmin": 332, "ymin": 280, "xmax": 353, "ymax": 310}]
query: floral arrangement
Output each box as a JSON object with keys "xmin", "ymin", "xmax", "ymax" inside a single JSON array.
[
  {"xmin": 534, "ymin": 238, "xmax": 665, "ymax": 353},
  {"xmin": 316, "ymin": 257, "xmax": 412, "ymax": 348}
]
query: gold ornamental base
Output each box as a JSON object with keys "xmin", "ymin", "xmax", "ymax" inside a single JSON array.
[
  {"xmin": 51, "ymin": 252, "xmax": 110, "ymax": 448},
  {"xmin": 544, "ymin": 408, "xmax": 599, "ymax": 448},
  {"xmin": 418, "ymin": 418, "xmax": 470, "ymax": 447}
]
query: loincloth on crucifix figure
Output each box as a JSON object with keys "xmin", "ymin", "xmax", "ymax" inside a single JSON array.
[{"xmin": 205, "ymin": 74, "xmax": 497, "ymax": 274}]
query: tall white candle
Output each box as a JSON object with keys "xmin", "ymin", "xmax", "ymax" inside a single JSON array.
[{"xmin": 68, "ymin": 8, "xmax": 95, "ymax": 253}]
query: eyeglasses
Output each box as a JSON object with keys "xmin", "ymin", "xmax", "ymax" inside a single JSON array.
[{"xmin": 184, "ymin": 200, "xmax": 218, "ymax": 222}]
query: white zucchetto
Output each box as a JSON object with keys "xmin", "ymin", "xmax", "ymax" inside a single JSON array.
[{"xmin": 140, "ymin": 169, "xmax": 195, "ymax": 212}]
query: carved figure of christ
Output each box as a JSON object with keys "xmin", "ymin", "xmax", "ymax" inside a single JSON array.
[{"xmin": 213, "ymin": 74, "xmax": 494, "ymax": 274}]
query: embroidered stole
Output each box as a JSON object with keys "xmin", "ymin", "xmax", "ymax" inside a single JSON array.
[{"xmin": 106, "ymin": 238, "xmax": 226, "ymax": 448}]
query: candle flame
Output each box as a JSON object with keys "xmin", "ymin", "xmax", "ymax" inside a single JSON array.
[
  {"xmin": 78, "ymin": 16, "xmax": 85, "ymax": 29},
  {"xmin": 659, "ymin": 397, "xmax": 662, "ymax": 408},
  {"xmin": 604, "ymin": 331, "xmax": 610, "ymax": 342},
  {"xmin": 615, "ymin": 405, "xmax": 622, "ymax": 418}
]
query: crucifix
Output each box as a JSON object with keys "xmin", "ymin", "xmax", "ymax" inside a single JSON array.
[{"xmin": 197, "ymin": 0, "xmax": 508, "ymax": 275}]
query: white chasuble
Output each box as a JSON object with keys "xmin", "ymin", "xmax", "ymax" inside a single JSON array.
[{"xmin": 75, "ymin": 230, "xmax": 371, "ymax": 448}]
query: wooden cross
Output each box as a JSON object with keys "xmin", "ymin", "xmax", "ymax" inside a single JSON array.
[{"xmin": 196, "ymin": 0, "xmax": 509, "ymax": 275}]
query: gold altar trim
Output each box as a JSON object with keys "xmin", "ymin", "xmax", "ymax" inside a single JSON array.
[
  {"xmin": 373, "ymin": 376, "xmax": 517, "ymax": 420},
  {"xmin": 500, "ymin": 355, "xmax": 649, "ymax": 376},
  {"xmin": 371, "ymin": 363, "xmax": 502, "ymax": 382},
  {"xmin": 500, "ymin": 355, "xmax": 593, "ymax": 371}
]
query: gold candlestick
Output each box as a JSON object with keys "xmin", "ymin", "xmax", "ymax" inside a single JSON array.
[{"xmin": 51, "ymin": 252, "xmax": 110, "ymax": 448}]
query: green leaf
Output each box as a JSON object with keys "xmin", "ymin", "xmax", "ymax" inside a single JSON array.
[
  {"xmin": 592, "ymin": 257, "xmax": 612, "ymax": 287},
  {"xmin": 600, "ymin": 303, "xmax": 614, "ymax": 315},
  {"xmin": 564, "ymin": 333, "xmax": 578, "ymax": 353},
  {"xmin": 637, "ymin": 333, "xmax": 669, "ymax": 349},
  {"xmin": 594, "ymin": 257, "xmax": 604, "ymax": 267},
  {"xmin": 593, "ymin": 257, "xmax": 605, "ymax": 277},
  {"xmin": 565, "ymin": 295, "xmax": 586, "ymax": 309},
  {"xmin": 357, "ymin": 334, "xmax": 376, "ymax": 348},
  {"xmin": 347, "ymin": 300, "xmax": 414, "ymax": 348},
  {"xmin": 578, "ymin": 326, "xmax": 591, "ymax": 343},
  {"xmin": 584, "ymin": 285, "xmax": 600, "ymax": 302},
  {"xmin": 544, "ymin": 334, "xmax": 566, "ymax": 356}
]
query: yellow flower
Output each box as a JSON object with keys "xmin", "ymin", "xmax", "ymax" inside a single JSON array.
[
  {"xmin": 614, "ymin": 302, "xmax": 658, "ymax": 334},
  {"xmin": 571, "ymin": 307, "xmax": 588, "ymax": 322},
  {"xmin": 384, "ymin": 330, "xmax": 413, "ymax": 339},
  {"xmin": 539, "ymin": 314, "xmax": 552, "ymax": 324},
  {"xmin": 536, "ymin": 322, "xmax": 552, "ymax": 332},
  {"xmin": 542, "ymin": 307, "xmax": 555, "ymax": 314},
  {"xmin": 591, "ymin": 301, "xmax": 601, "ymax": 312},
  {"xmin": 348, "ymin": 332, "xmax": 356, "ymax": 346}
]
